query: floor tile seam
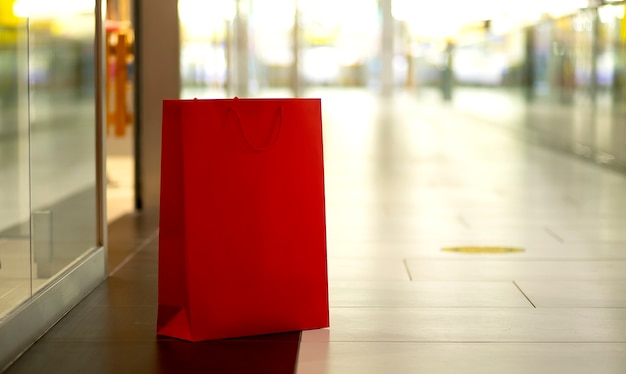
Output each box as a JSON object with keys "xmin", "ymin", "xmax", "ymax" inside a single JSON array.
[
  {"xmin": 329, "ymin": 240, "xmax": 626, "ymax": 244},
  {"xmin": 328, "ymin": 306, "xmax": 538, "ymax": 309},
  {"xmin": 38, "ymin": 338, "xmax": 626, "ymax": 344},
  {"xmin": 66, "ymin": 304, "xmax": 158, "ymax": 309},
  {"xmin": 402, "ymin": 259, "xmax": 413, "ymax": 281},
  {"xmin": 39, "ymin": 337, "xmax": 299, "ymax": 343},
  {"xmin": 34, "ymin": 338, "xmax": 161, "ymax": 343},
  {"xmin": 354, "ymin": 279, "xmax": 626, "ymax": 283},
  {"xmin": 544, "ymin": 227, "xmax": 565, "ymax": 243},
  {"xmin": 302, "ymin": 340, "xmax": 626, "ymax": 344},
  {"xmin": 109, "ymin": 229, "xmax": 159, "ymax": 276},
  {"xmin": 528, "ymin": 307, "xmax": 626, "ymax": 309},
  {"xmin": 401, "ymin": 258, "xmax": 626, "ymax": 262},
  {"xmin": 82, "ymin": 305, "xmax": 626, "ymax": 311},
  {"xmin": 328, "ymin": 279, "xmax": 614, "ymax": 282},
  {"xmin": 329, "ymin": 258, "xmax": 626, "ymax": 262},
  {"xmin": 512, "ymin": 281, "xmax": 536, "ymax": 308},
  {"xmin": 327, "ymin": 306, "xmax": 626, "ymax": 310},
  {"xmin": 406, "ymin": 279, "xmax": 626, "ymax": 282}
]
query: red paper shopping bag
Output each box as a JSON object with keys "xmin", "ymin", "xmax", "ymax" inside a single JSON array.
[{"xmin": 157, "ymin": 98, "xmax": 329, "ymax": 342}]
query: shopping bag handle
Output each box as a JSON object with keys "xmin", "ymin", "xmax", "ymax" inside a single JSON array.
[{"xmin": 226, "ymin": 106, "xmax": 283, "ymax": 152}]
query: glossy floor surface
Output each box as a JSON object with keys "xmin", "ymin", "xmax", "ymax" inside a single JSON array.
[{"xmin": 6, "ymin": 89, "xmax": 626, "ymax": 373}]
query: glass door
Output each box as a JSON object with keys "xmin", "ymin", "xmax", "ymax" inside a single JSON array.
[
  {"xmin": 0, "ymin": 0, "xmax": 99, "ymax": 321},
  {"xmin": 0, "ymin": 0, "xmax": 30, "ymax": 321},
  {"xmin": 26, "ymin": 1, "xmax": 99, "ymax": 283}
]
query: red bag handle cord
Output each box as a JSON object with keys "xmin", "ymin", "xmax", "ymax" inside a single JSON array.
[{"xmin": 226, "ymin": 106, "xmax": 283, "ymax": 152}]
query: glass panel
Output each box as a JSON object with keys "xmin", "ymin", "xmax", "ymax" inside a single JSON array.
[
  {"xmin": 25, "ymin": 2, "xmax": 98, "ymax": 287},
  {"xmin": 0, "ymin": 0, "xmax": 31, "ymax": 320}
]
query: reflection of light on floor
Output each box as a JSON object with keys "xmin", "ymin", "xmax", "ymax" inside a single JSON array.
[
  {"xmin": 106, "ymin": 155, "xmax": 134, "ymax": 223},
  {"xmin": 0, "ymin": 154, "xmax": 133, "ymax": 320},
  {"xmin": 0, "ymin": 238, "xmax": 48, "ymax": 320}
]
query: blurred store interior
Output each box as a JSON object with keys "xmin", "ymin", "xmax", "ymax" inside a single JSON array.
[{"xmin": 107, "ymin": 0, "xmax": 626, "ymax": 222}]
